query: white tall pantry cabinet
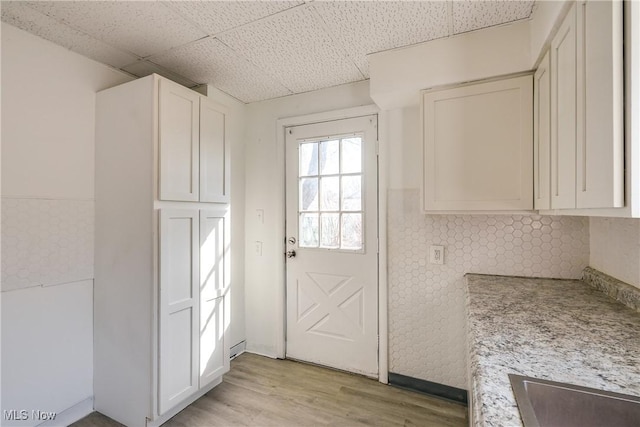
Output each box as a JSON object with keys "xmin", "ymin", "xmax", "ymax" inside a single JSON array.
[{"xmin": 95, "ymin": 74, "xmax": 230, "ymax": 427}]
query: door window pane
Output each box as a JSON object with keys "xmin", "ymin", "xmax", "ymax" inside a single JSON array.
[
  {"xmin": 320, "ymin": 213, "xmax": 340, "ymax": 248},
  {"xmin": 297, "ymin": 134, "xmax": 365, "ymax": 251},
  {"xmin": 341, "ymin": 138, "xmax": 362, "ymax": 174},
  {"xmin": 299, "ymin": 142, "xmax": 318, "ymax": 176},
  {"xmin": 341, "ymin": 213, "xmax": 362, "ymax": 250},
  {"xmin": 299, "ymin": 178, "xmax": 318, "ymax": 211},
  {"xmin": 319, "ymin": 140, "xmax": 339, "ymax": 175},
  {"xmin": 299, "ymin": 213, "xmax": 319, "ymax": 247},
  {"xmin": 342, "ymin": 176, "xmax": 361, "ymax": 211},
  {"xmin": 320, "ymin": 177, "xmax": 339, "ymax": 211}
]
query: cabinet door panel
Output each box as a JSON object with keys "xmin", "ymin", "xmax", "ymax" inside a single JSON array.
[
  {"xmin": 159, "ymin": 79, "xmax": 200, "ymax": 201},
  {"xmin": 199, "ymin": 209, "xmax": 230, "ymax": 388},
  {"xmin": 534, "ymin": 52, "xmax": 551, "ymax": 210},
  {"xmin": 422, "ymin": 75, "xmax": 533, "ymax": 211},
  {"xmin": 159, "ymin": 209, "xmax": 199, "ymax": 414},
  {"xmin": 551, "ymin": 4, "xmax": 577, "ymax": 209},
  {"xmin": 200, "ymin": 98, "xmax": 229, "ymax": 203},
  {"xmin": 576, "ymin": 0, "xmax": 624, "ymax": 208}
]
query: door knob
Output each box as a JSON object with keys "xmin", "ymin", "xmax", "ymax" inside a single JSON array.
[{"xmin": 286, "ymin": 250, "xmax": 296, "ymax": 258}]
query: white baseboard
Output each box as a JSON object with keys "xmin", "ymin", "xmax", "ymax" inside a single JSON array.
[{"xmin": 38, "ymin": 397, "xmax": 93, "ymax": 427}]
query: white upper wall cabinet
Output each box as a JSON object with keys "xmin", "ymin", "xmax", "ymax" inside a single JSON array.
[
  {"xmin": 546, "ymin": 0, "xmax": 624, "ymax": 211},
  {"xmin": 422, "ymin": 74, "xmax": 533, "ymax": 212}
]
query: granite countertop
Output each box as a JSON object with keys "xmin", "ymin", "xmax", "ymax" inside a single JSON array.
[{"xmin": 465, "ymin": 273, "xmax": 640, "ymax": 427}]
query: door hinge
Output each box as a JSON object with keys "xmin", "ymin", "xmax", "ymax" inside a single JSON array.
[
  {"xmin": 375, "ymin": 140, "xmax": 380, "ymax": 156},
  {"xmin": 377, "ymin": 238, "xmax": 380, "ymax": 254}
]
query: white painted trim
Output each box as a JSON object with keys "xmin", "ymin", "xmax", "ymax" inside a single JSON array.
[
  {"xmin": 275, "ymin": 104, "xmax": 389, "ymax": 383},
  {"xmin": 377, "ymin": 110, "xmax": 389, "ymax": 385},
  {"xmin": 38, "ymin": 397, "xmax": 93, "ymax": 427}
]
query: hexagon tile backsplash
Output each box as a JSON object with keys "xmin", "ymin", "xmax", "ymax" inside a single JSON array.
[
  {"xmin": 1, "ymin": 197, "xmax": 94, "ymax": 292},
  {"xmin": 387, "ymin": 189, "xmax": 590, "ymax": 389}
]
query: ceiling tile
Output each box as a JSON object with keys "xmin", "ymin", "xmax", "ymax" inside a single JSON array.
[
  {"xmin": 1, "ymin": 2, "xmax": 138, "ymax": 68},
  {"xmin": 166, "ymin": 0, "xmax": 303, "ymax": 36},
  {"xmin": 150, "ymin": 37, "xmax": 293, "ymax": 103},
  {"xmin": 217, "ymin": 5, "xmax": 364, "ymax": 94},
  {"xmin": 452, "ymin": 0, "xmax": 534, "ymax": 34},
  {"xmin": 23, "ymin": 1, "xmax": 206, "ymax": 57},
  {"xmin": 120, "ymin": 60, "xmax": 199, "ymax": 89},
  {"xmin": 312, "ymin": 0, "xmax": 449, "ymax": 77}
]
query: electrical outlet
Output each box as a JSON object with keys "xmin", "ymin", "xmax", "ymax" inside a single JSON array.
[
  {"xmin": 430, "ymin": 245, "xmax": 445, "ymax": 265},
  {"xmin": 255, "ymin": 241, "xmax": 263, "ymax": 256}
]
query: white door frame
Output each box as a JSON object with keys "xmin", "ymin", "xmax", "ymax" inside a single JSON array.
[{"xmin": 275, "ymin": 105, "xmax": 389, "ymax": 384}]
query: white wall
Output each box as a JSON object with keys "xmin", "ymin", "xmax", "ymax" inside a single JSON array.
[
  {"xmin": 386, "ymin": 106, "xmax": 590, "ymax": 389},
  {"xmin": 369, "ymin": 19, "xmax": 531, "ymax": 109},
  {"xmin": 1, "ymin": 24, "xmax": 132, "ymax": 425},
  {"xmin": 590, "ymin": 218, "xmax": 640, "ymax": 289},
  {"xmin": 243, "ymin": 80, "xmax": 373, "ymax": 356}
]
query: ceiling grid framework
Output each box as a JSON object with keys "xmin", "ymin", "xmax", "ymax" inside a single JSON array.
[{"xmin": 1, "ymin": 0, "xmax": 535, "ymax": 103}]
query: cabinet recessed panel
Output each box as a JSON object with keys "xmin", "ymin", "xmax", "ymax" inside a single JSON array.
[
  {"xmin": 200, "ymin": 296, "xmax": 227, "ymax": 388},
  {"xmin": 433, "ymin": 89, "xmax": 522, "ymax": 202},
  {"xmin": 164, "ymin": 307, "xmax": 195, "ymax": 401},
  {"xmin": 200, "ymin": 212, "xmax": 226, "ymax": 301},
  {"xmin": 166, "ymin": 217, "xmax": 195, "ymax": 304},
  {"xmin": 159, "ymin": 79, "xmax": 200, "ymax": 202},
  {"xmin": 200, "ymin": 99, "xmax": 229, "ymax": 203}
]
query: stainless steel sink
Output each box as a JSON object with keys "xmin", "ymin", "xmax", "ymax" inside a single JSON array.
[{"xmin": 509, "ymin": 374, "xmax": 640, "ymax": 427}]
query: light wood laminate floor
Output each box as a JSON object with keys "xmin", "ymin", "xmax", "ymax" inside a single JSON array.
[{"xmin": 73, "ymin": 353, "xmax": 467, "ymax": 427}]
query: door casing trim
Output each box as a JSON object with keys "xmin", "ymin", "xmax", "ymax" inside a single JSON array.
[{"xmin": 276, "ymin": 105, "xmax": 389, "ymax": 384}]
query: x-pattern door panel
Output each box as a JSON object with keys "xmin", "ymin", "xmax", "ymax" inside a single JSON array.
[
  {"xmin": 296, "ymin": 272, "xmax": 364, "ymax": 341},
  {"xmin": 285, "ymin": 115, "xmax": 378, "ymax": 377}
]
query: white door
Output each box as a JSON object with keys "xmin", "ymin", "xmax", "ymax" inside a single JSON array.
[{"xmin": 285, "ymin": 115, "xmax": 378, "ymax": 377}]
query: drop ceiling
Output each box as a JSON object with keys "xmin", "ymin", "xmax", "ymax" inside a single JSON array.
[{"xmin": 1, "ymin": 1, "xmax": 535, "ymax": 103}]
